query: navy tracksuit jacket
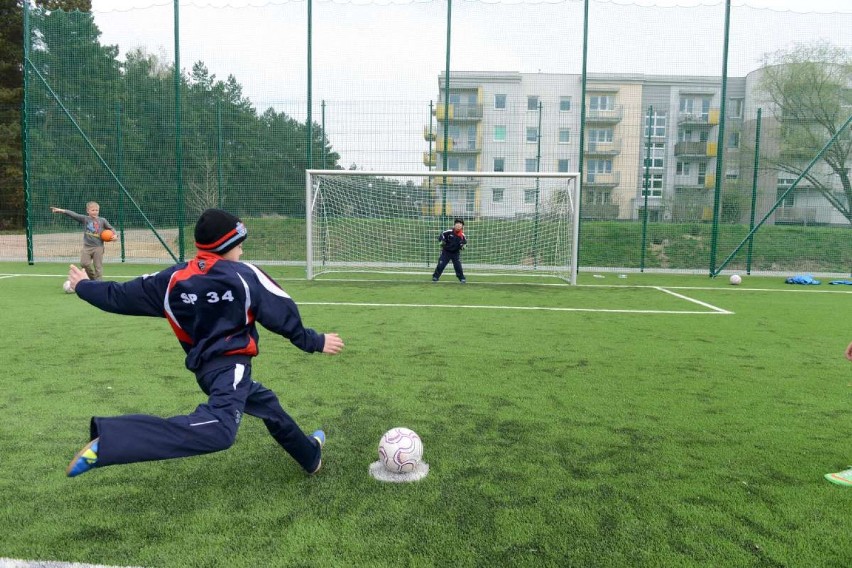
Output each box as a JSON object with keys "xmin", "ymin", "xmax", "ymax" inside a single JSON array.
[{"xmin": 74, "ymin": 252, "xmax": 326, "ymax": 472}]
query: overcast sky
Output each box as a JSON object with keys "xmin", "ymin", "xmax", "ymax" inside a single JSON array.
[
  {"xmin": 85, "ymin": 0, "xmax": 851, "ymax": 170},
  {"xmin": 87, "ymin": 0, "xmax": 852, "ymax": 102}
]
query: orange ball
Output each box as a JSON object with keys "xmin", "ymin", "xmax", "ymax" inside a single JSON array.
[{"xmin": 100, "ymin": 229, "xmax": 115, "ymax": 242}]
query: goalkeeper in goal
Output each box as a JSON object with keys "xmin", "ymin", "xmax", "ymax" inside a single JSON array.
[{"xmin": 431, "ymin": 218, "xmax": 467, "ymax": 284}]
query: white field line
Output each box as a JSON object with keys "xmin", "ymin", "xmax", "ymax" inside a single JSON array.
[
  {"xmin": 2, "ymin": 272, "xmax": 852, "ymax": 295},
  {"xmin": 0, "ymin": 559, "xmax": 142, "ymax": 568},
  {"xmin": 299, "ymin": 301, "xmax": 725, "ymax": 315},
  {"xmin": 652, "ymin": 286, "xmax": 732, "ymax": 314}
]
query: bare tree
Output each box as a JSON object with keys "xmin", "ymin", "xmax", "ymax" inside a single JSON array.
[
  {"xmin": 187, "ymin": 156, "xmax": 223, "ymax": 217},
  {"xmin": 758, "ymin": 41, "xmax": 852, "ymax": 224}
]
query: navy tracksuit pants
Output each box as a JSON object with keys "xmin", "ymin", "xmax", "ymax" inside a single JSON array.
[
  {"xmin": 88, "ymin": 362, "xmax": 321, "ymax": 473},
  {"xmin": 433, "ymin": 250, "xmax": 465, "ymax": 281}
]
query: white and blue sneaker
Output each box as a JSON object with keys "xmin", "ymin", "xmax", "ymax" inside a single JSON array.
[
  {"xmin": 66, "ymin": 438, "xmax": 99, "ymax": 477},
  {"xmin": 309, "ymin": 430, "xmax": 325, "ymax": 474}
]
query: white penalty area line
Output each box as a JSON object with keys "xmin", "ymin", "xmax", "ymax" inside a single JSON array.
[
  {"xmin": 652, "ymin": 286, "xmax": 732, "ymax": 314},
  {"xmin": 300, "ymin": 301, "xmax": 728, "ymax": 315}
]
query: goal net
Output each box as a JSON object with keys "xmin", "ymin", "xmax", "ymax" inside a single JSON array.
[{"xmin": 306, "ymin": 170, "xmax": 580, "ymax": 283}]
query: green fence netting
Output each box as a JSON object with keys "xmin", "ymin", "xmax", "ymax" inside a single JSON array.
[{"xmin": 4, "ymin": 0, "xmax": 850, "ymax": 276}]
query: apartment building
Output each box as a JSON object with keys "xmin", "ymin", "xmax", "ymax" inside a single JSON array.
[{"xmin": 425, "ymin": 71, "xmax": 769, "ymax": 223}]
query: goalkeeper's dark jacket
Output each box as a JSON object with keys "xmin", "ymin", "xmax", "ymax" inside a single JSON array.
[
  {"xmin": 75, "ymin": 252, "xmax": 326, "ymax": 373},
  {"xmin": 439, "ymin": 229, "xmax": 467, "ymax": 254}
]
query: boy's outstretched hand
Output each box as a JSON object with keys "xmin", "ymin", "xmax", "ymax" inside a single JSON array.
[
  {"xmin": 322, "ymin": 333, "xmax": 344, "ymax": 355},
  {"xmin": 67, "ymin": 264, "xmax": 89, "ymax": 292}
]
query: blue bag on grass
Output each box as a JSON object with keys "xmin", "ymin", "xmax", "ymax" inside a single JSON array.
[{"xmin": 785, "ymin": 274, "xmax": 821, "ymax": 285}]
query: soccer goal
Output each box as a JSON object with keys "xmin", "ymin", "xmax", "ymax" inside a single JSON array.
[{"xmin": 306, "ymin": 170, "xmax": 581, "ymax": 284}]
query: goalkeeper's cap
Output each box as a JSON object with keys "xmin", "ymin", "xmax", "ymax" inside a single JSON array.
[
  {"xmin": 195, "ymin": 208, "xmax": 247, "ymax": 254},
  {"xmin": 454, "ymin": 218, "xmax": 465, "ymax": 225}
]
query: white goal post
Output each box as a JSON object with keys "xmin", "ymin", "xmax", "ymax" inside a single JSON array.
[{"xmin": 306, "ymin": 170, "xmax": 581, "ymax": 284}]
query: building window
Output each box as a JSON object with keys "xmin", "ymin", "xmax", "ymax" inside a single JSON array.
[
  {"xmin": 492, "ymin": 188, "xmax": 504, "ymax": 203},
  {"xmin": 493, "ymin": 158, "xmax": 505, "ymax": 172},
  {"xmin": 676, "ymin": 161, "xmax": 690, "ymax": 176},
  {"xmin": 589, "ymin": 95, "xmax": 614, "ymax": 111},
  {"xmin": 587, "ymin": 159, "xmax": 612, "ymax": 182},
  {"xmin": 726, "ymin": 169, "xmax": 739, "ymax": 180},
  {"xmin": 588, "ymin": 159, "xmax": 612, "ymax": 173},
  {"xmin": 448, "ymin": 157, "xmax": 460, "ymax": 171},
  {"xmin": 494, "ymin": 125, "xmax": 506, "ymax": 142},
  {"xmin": 642, "ymin": 174, "xmax": 663, "ymax": 197},
  {"xmin": 448, "ymin": 124, "xmax": 461, "ymax": 143},
  {"xmin": 584, "ymin": 190, "xmax": 610, "ymax": 205},
  {"xmin": 644, "ymin": 142, "xmax": 664, "ymax": 169},
  {"xmin": 527, "ymin": 96, "xmax": 539, "ymax": 111},
  {"xmin": 525, "ymin": 158, "xmax": 538, "ymax": 172},
  {"xmin": 728, "ymin": 132, "xmax": 740, "ymax": 148},
  {"xmin": 680, "ymin": 96, "xmax": 712, "ymax": 120},
  {"xmin": 775, "ymin": 187, "xmax": 796, "ymax": 207},
  {"xmin": 526, "ymin": 127, "xmax": 538, "ymax": 142},
  {"xmin": 697, "ymin": 162, "xmax": 707, "ymax": 185},
  {"xmin": 589, "ymin": 128, "xmax": 613, "ymax": 143},
  {"xmin": 558, "ymin": 159, "xmax": 571, "ymax": 173},
  {"xmin": 495, "ymin": 94, "xmax": 507, "ymax": 110},
  {"xmin": 524, "ymin": 189, "xmax": 536, "ymax": 203},
  {"xmin": 559, "ymin": 97, "xmax": 571, "ymax": 111},
  {"xmin": 728, "ymin": 98, "xmax": 743, "ymax": 118},
  {"xmin": 558, "ymin": 128, "xmax": 571, "ymax": 144},
  {"xmin": 644, "ymin": 111, "xmax": 667, "ymax": 137}
]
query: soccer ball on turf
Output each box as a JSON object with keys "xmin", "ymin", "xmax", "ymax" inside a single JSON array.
[
  {"xmin": 378, "ymin": 427, "xmax": 423, "ymax": 473},
  {"xmin": 729, "ymin": 274, "xmax": 742, "ymax": 285},
  {"xmin": 62, "ymin": 280, "xmax": 74, "ymax": 294}
]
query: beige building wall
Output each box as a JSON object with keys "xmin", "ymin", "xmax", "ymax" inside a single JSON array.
[{"xmin": 586, "ymin": 82, "xmax": 643, "ymax": 220}]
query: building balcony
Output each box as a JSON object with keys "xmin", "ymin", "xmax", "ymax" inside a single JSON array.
[
  {"xmin": 435, "ymin": 137, "xmax": 453, "ymax": 152},
  {"xmin": 435, "ymin": 103, "xmax": 483, "ymax": 121},
  {"xmin": 437, "ymin": 138, "xmax": 481, "ymax": 154},
  {"xmin": 423, "ymin": 127, "xmax": 436, "ymax": 142},
  {"xmin": 677, "ymin": 108, "xmax": 720, "ymax": 126},
  {"xmin": 584, "ymin": 140, "xmax": 621, "ymax": 155},
  {"xmin": 423, "ymin": 152, "xmax": 436, "ymax": 167},
  {"xmin": 674, "ymin": 141, "xmax": 717, "ymax": 157},
  {"xmin": 584, "ymin": 172, "xmax": 620, "ymax": 187},
  {"xmin": 674, "ymin": 175, "xmax": 716, "ymax": 190},
  {"xmin": 585, "ymin": 106, "xmax": 623, "ymax": 123}
]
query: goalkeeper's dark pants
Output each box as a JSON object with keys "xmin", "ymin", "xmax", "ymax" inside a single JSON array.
[
  {"xmin": 433, "ymin": 250, "xmax": 465, "ymax": 281},
  {"xmin": 87, "ymin": 360, "xmax": 321, "ymax": 473}
]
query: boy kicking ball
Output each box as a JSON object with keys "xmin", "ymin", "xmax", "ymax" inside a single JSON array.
[{"xmin": 66, "ymin": 209, "xmax": 343, "ymax": 478}]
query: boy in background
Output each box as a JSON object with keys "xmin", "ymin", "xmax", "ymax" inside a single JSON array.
[
  {"xmin": 50, "ymin": 202, "xmax": 116, "ymax": 280},
  {"xmin": 432, "ymin": 218, "xmax": 467, "ymax": 284},
  {"xmin": 65, "ymin": 208, "xmax": 344, "ymax": 478}
]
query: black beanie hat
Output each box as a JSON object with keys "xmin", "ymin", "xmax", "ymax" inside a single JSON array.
[{"xmin": 194, "ymin": 209, "xmax": 247, "ymax": 254}]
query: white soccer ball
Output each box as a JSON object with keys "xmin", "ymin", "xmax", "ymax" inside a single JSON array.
[
  {"xmin": 62, "ymin": 280, "xmax": 74, "ymax": 294},
  {"xmin": 378, "ymin": 427, "xmax": 423, "ymax": 473},
  {"xmin": 729, "ymin": 274, "xmax": 742, "ymax": 285}
]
